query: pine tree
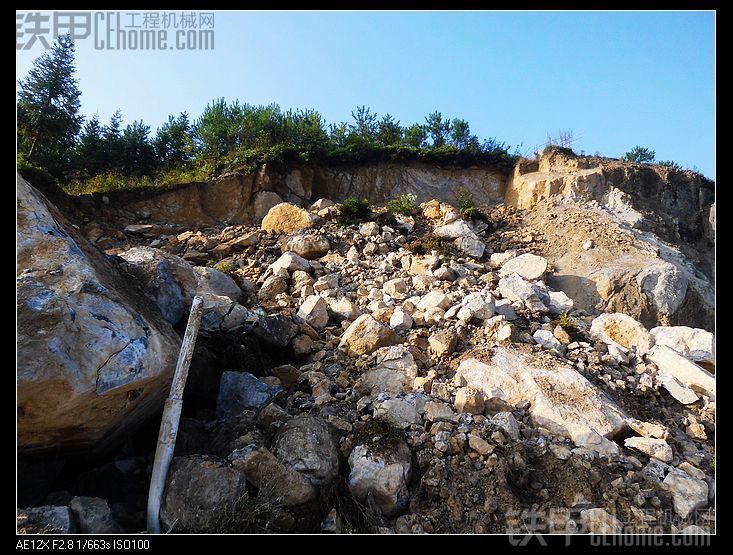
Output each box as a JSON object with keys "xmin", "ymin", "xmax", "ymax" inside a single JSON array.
[{"xmin": 17, "ymin": 34, "xmax": 82, "ymax": 176}]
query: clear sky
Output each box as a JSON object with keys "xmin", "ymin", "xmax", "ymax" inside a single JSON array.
[{"xmin": 16, "ymin": 10, "xmax": 715, "ymax": 178}]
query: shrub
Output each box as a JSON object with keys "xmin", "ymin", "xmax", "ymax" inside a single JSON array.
[
  {"xmin": 336, "ymin": 197, "xmax": 373, "ymax": 226},
  {"xmin": 455, "ymin": 187, "xmax": 476, "ymax": 219},
  {"xmin": 656, "ymin": 160, "xmax": 682, "ymax": 170},
  {"xmin": 623, "ymin": 146, "xmax": 656, "ymax": 164},
  {"xmin": 386, "ymin": 193, "xmax": 417, "ymax": 216}
]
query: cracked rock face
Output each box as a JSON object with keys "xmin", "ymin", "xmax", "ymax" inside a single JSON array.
[{"xmin": 16, "ymin": 175, "xmax": 181, "ymax": 455}]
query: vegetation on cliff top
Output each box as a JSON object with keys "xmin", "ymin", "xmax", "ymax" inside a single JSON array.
[{"xmin": 17, "ymin": 36, "xmax": 519, "ymax": 195}]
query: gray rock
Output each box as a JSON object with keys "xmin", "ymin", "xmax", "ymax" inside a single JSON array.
[
  {"xmin": 269, "ymin": 252, "xmax": 310, "ymax": 274},
  {"xmin": 285, "ymin": 234, "xmax": 330, "ymax": 260},
  {"xmin": 229, "ymin": 445, "xmax": 316, "ymax": 506},
  {"xmin": 491, "ymin": 412, "xmax": 520, "ymax": 440},
  {"xmin": 497, "ymin": 274, "xmax": 548, "ymax": 313},
  {"xmin": 663, "ymin": 467, "xmax": 708, "ymax": 518},
  {"xmin": 160, "ymin": 455, "xmax": 247, "ymax": 532},
  {"xmin": 69, "ymin": 496, "xmax": 124, "ymax": 533},
  {"xmin": 272, "ymin": 416, "xmax": 340, "ymax": 486},
  {"xmin": 252, "ymin": 315, "xmax": 299, "ymax": 347},
  {"xmin": 649, "ymin": 345, "xmax": 715, "ymax": 399},
  {"xmin": 17, "ymin": 506, "xmax": 76, "ymax": 534},
  {"xmin": 216, "ymin": 372, "xmax": 283, "ymax": 419},
  {"xmin": 258, "ymin": 275, "xmax": 288, "ymax": 301},
  {"xmin": 458, "ymin": 291, "xmax": 495, "ymax": 322},
  {"xmin": 373, "ymin": 398, "xmax": 422, "ymax": 429},
  {"xmin": 359, "ymin": 222, "xmax": 380, "ymax": 237}
]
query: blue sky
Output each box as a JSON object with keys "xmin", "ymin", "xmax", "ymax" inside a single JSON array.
[{"xmin": 16, "ymin": 10, "xmax": 715, "ymax": 177}]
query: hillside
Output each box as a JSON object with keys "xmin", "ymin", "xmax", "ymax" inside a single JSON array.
[{"xmin": 16, "ymin": 149, "xmax": 715, "ymax": 535}]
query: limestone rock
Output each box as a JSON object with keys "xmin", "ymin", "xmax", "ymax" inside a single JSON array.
[
  {"xmin": 580, "ymin": 508, "xmax": 623, "ymax": 534},
  {"xmin": 648, "ymin": 345, "xmax": 715, "ymax": 399},
  {"xmin": 623, "ymin": 437, "xmax": 673, "ymax": 463},
  {"xmin": 297, "ymin": 295, "xmax": 329, "ymax": 330},
  {"xmin": 454, "ymin": 349, "xmax": 627, "ymax": 454},
  {"xmin": 663, "ymin": 467, "xmax": 709, "ymax": 518},
  {"xmin": 285, "ymin": 233, "xmax": 330, "ymax": 260}
]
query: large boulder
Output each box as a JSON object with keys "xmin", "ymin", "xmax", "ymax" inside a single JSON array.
[
  {"xmin": 285, "ymin": 233, "xmax": 330, "ymax": 260},
  {"xmin": 17, "ymin": 176, "xmax": 181, "ymax": 455},
  {"xmin": 454, "ymin": 348, "xmax": 627, "ymax": 455}
]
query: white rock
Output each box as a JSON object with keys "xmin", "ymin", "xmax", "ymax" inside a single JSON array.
[
  {"xmin": 533, "ymin": 329, "xmax": 563, "ymax": 352},
  {"xmin": 590, "ymin": 313, "xmax": 654, "ymax": 354},
  {"xmin": 454, "ymin": 349, "xmax": 627, "ymax": 454},
  {"xmin": 417, "ymin": 290, "xmax": 451, "ymax": 311},
  {"xmin": 433, "ymin": 219, "xmax": 474, "ymax": 240},
  {"xmin": 489, "ymin": 250, "xmax": 518, "ymax": 269},
  {"xmin": 454, "ymin": 235, "xmax": 485, "ymax": 259},
  {"xmin": 348, "ymin": 441, "xmax": 412, "ymax": 517},
  {"xmin": 389, "ymin": 309, "xmax": 413, "ymax": 332},
  {"xmin": 658, "ymin": 373, "xmax": 699, "ymax": 405},
  {"xmin": 458, "ymin": 291, "xmax": 496, "ymax": 322},
  {"xmin": 580, "ymin": 508, "xmax": 622, "ymax": 534},
  {"xmin": 497, "ymin": 274, "xmax": 548, "ymax": 313},
  {"xmin": 623, "ymin": 437, "xmax": 673, "ymax": 463},
  {"xmin": 383, "ymin": 278, "xmax": 408, "ymax": 298},
  {"xmin": 548, "ymin": 290, "xmax": 574, "ymax": 315},
  {"xmin": 327, "ymin": 297, "xmax": 361, "ymax": 322},
  {"xmin": 359, "ymin": 221, "xmax": 380, "ymax": 237},
  {"xmin": 270, "ymin": 252, "xmax": 310, "ymax": 274},
  {"xmin": 499, "ymin": 253, "xmax": 548, "ymax": 281},
  {"xmin": 650, "ymin": 326, "xmax": 715, "ymax": 365},
  {"xmin": 649, "ymin": 345, "xmax": 715, "ymax": 399},
  {"xmin": 297, "ymin": 295, "xmax": 329, "ymax": 330}
]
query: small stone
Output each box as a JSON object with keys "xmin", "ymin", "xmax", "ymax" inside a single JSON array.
[
  {"xmin": 454, "ymin": 387, "xmax": 484, "ymax": 414},
  {"xmin": 297, "ymin": 295, "xmax": 329, "ymax": 330},
  {"xmin": 468, "ymin": 435, "xmax": 492, "ymax": 456},
  {"xmin": 624, "ymin": 437, "xmax": 673, "ymax": 463}
]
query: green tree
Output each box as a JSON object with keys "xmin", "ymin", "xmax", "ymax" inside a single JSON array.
[
  {"xmin": 75, "ymin": 114, "xmax": 106, "ymax": 177},
  {"xmin": 402, "ymin": 123, "xmax": 427, "ymax": 148},
  {"xmin": 194, "ymin": 98, "xmax": 239, "ymax": 161},
  {"xmin": 624, "ymin": 146, "xmax": 656, "ymax": 164},
  {"xmin": 17, "ymin": 33, "xmax": 82, "ymax": 176},
  {"xmin": 120, "ymin": 121, "xmax": 157, "ymax": 177},
  {"xmin": 347, "ymin": 105, "xmax": 378, "ymax": 147},
  {"xmin": 377, "ymin": 114, "xmax": 403, "ymax": 146},
  {"xmin": 154, "ymin": 112, "xmax": 195, "ymax": 167},
  {"xmin": 451, "ymin": 118, "xmax": 480, "ymax": 151},
  {"xmin": 425, "ymin": 111, "xmax": 451, "ymax": 148}
]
